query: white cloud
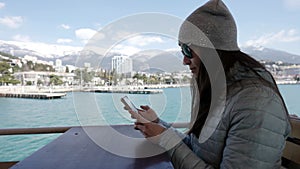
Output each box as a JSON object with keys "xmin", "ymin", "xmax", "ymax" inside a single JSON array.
[
  {"xmin": 127, "ymin": 35, "xmax": 164, "ymax": 47},
  {"xmin": 75, "ymin": 28, "xmax": 99, "ymax": 44},
  {"xmin": 245, "ymin": 29, "xmax": 300, "ymax": 47},
  {"xmin": 105, "ymin": 35, "xmax": 166, "ymax": 56},
  {"xmin": 111, "ymin": 44, "xmax": 141, "ymax": 56},
  {"xmin": 0, "ymin": 2, "xmax": 5, "ymax": 9},
  {"xmin": 12, "ymin": 34, "xmax": 31, "ymax": 42},
  {"xmin": 60, "ymin": 24, "xmax": 70, "ymax": 30},
  {"xmin": 0, "ymin": 16, "xmax": 23, "ymax": 28},
  {"xmin": 284, "ymin": 0, "xmax": 300, "ymax": 10},
  {"xmin": 57, "ymin": 38, "xmax": 73, "ymax": 44}
]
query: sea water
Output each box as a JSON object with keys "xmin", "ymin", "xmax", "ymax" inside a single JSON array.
[
  {"xmin": 0, "ymin": 87, "xmax": 191, "ymax": 161},
  {"xmin": 0, "ymin": 86, "xmax": 299, "ymax": 162}
]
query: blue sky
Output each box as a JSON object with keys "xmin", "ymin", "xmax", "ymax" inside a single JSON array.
[{"xmin": 0, "ymin": 0, "xmax": 300, "ymax": 55}]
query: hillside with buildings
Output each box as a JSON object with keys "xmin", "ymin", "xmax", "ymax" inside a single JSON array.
[
  {"xmin": 1, "ymin": 39, "xmax": 300, "ymax": 88},
  {"xmin": 0, "ymin": 51, "xmax": 192, "ymax": 88}
]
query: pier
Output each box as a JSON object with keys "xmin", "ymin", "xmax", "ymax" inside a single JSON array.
[
  {"xmin": 0, "ymin": 92, "xmax": 67, "ymax": 99},
  {"xmin": 92, "ymin": 89, "xmax": 163, "ymax": 94},
  {"xmin": 85, "ymin": 86, "xmax": 163, "ymax": 94}
]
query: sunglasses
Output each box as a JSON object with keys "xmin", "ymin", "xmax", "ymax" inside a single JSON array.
[{"xmin": 180, "ymin": 43, "xmax": 193, "ymax": 59}]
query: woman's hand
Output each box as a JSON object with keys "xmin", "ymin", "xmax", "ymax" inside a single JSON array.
[
  {"xmin": 134, "ymin": 122, "xmax": 166, "ymax": 137},
  {"xmin": 134, "ymin": 122, "xmax": 166, "ymax": 144},
  {"xmin": 126, "ymin": 105, "xmax": 159, "ymax": 123},
  {"xmin": 138, "ymin": 105, "xmax": 159, "ymax": 123},
  {"xmin": 127, "ymin": 106, "xmax": 165, "ymax": 143}
]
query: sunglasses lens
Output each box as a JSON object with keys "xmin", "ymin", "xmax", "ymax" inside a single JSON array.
[{"xmin": 181, "ymin": 44, "xmax": 192, "ymax": 58}]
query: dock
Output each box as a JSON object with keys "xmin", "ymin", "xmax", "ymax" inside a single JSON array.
[
  {"xmin": 85, "ymin": 86, "xmax": 163, "ymax": 94},
  {"xmin": 0, "ymin": 92, "xmax": 67, "ymax": 99},
  {"xmin": 92, "ymin": 89, "xmax": 162, "ymax": 94}
]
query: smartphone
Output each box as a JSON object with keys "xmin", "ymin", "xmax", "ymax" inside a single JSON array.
[{"xmin": 121, "ymin": 96, "xmax": 139, "ymax": 113}]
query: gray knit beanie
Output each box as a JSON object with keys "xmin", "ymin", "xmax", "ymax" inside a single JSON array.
[{"xmin": 179, "ymin": 0, "xmax": 239, "ymax": 51}]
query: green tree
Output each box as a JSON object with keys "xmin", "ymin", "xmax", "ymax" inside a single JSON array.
[
  {"xmin": 149, "ymin": 75, "xmax": 159, "ymax": 84},
  {"xmin": 133, "ymin": 73, "xmax": 142, "ymax": 80},
  {"xmin": 26, "ymin": 81, "xmax": 32, "ymax": 86},
  {"xmin": 27, "ymin": 61, "xmax": 34, "ymax": 70},
  {"xmin": 0, "ymin": 61, "xmax": 20, "ymax": 85},
  {"xmin": 0, "ymin": 62, "xmax": 10, "ymax": 73},
  {"xmin": 74, "ymin": 69, "xmax": 94, "ymax": 85},
  {"xmin": 142, "ymin": 74, "xmax": 147, "ymax": 84},
  {"xmin": 33, "ymin": 63, "xmax": 48, "ymax": 71},
  {"xmin": 65, "ymin": 66, "xmax": 69, "ymax": 73},
  {"xmin": 109, "ymin": 69, "xmax": 118, "ymax": 85},
  {"xmin": 0, "ymin": 52, "xmax": 18, "ymax": 59},
  {"xmin": 37, "ymin": 79, "xmax": 43, "ymax": 86},
  {"xmin": 49, "ymin": 74, "xmax": 63, "ymax": 85},
  {"xmin": 9, "ymin": 79, "xmax": 20, "ymax": 85},
  {"xmin": 294, "ymin": 75, "xmax": 300, "ymax": 82}
]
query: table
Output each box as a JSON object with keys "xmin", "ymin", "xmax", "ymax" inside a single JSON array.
[{"xmin": 11, "ymin": 125, "xmax": 174, "ymax": 169}]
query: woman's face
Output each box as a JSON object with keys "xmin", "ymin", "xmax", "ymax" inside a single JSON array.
[{"xmin": 182, "ymin": 47, "xmax": 201, "ymax": 78}]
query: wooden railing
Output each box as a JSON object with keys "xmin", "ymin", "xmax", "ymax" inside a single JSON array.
[
  {"xmin": 0, "ymin": 126, "xmax": 72, "ymax": 135},
  {"xmin": 0, "ymin": 123, "xmax": 189, "ymax": 169},
  {"xmin": 0, "ymin": 122, "xmax": 190, "ymax": 136},
  {"xmin": 1, "ymin": 119, "xmax": 299, "ymax": 169}
]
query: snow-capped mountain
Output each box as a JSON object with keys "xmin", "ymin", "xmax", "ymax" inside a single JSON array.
[
  {"xmin": 0, "ymin": 40, "xmax": 82, "ymax": 60},
  {"xmin": 241, "ymin": 45, "xmax": 300, "ymax": 64},
  {"xmin": 1, "ymin": 40, "xmax": 300, "ymax": 72}
]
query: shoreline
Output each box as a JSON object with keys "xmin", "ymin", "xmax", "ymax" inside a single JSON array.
[
  {"xmin": 0, "ymin": 82, "xmax": 298, "ymax": 94},
  {"xmin": 0, "ymin": 84, "xmax": 191, "ymax": 94},
  {"xmin": 276, "ymin": 81, "xmax": 300, "ymax": 85}
]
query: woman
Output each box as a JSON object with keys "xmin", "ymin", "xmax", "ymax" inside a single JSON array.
[{"xmin": 128, "ymin": 0, "xmax": 291, "ymax": 168}]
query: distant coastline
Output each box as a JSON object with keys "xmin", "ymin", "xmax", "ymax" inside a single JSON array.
[
  {"xmin": 0, "ymin": 84, "xmax": 190, "ymax": 94},
  {"xmin": 0, "ymin": 81, "xmax": 299, "ymax": 94},
  {"xmin": 276, "ymin": 80, "xmax": 300, "ymax": 85}
]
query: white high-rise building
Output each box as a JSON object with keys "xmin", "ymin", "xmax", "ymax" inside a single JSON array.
[
  {"xmin": 111, "ymin": 55, "xmax": 133, "ymax": 74},
  {"xmin": 55, "ymin": 59, "xmax": 62, "ymax": 67}
]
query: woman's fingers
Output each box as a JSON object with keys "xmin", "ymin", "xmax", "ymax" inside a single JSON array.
[
  {"xmin": 134, "ymin": 123, "xmax": 145, "ymax": 132},
  {"xmin": 135, "ymin": 122, "xmax": 166, "ymax": 142},
  {"xmin": 135, "ymin": 123, "xmax": 152, "ymax": 138},
  {"xmin": 138, "ymin": 106, "xmax": 159, "ymax": 123},
  {"xmin": 140, "ymin": 105, "xmax": 150, "ymax": 111},
  {"xmin": 129, "ymin": 110, "xmax": 149, "ymax": 123}
]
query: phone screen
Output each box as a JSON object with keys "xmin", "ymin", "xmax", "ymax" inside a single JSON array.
[{"xmin": 121, "ymin": 96, "xmax": 138, "ymax": 113}]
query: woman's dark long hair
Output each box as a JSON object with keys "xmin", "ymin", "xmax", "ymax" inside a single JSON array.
[{"xmin": 188, "ymin": 48, "xmax": 289, "ymax": 137}]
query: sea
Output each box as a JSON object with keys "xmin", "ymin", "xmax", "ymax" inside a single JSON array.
[{"xmin": 0, "ymin": 85, "xmax": 299, "ymax": 162}]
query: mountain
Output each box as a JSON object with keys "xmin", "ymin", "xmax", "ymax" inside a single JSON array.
[
  {"xmin": 0, "ymin": 40, "xmax": 82, "ymax": 61},
  {"xmin": 242, "ymin": 46, "xmax": 300, "ymax": 64},
  {"xmin": 144, "ymin": 50, "xmax": 186, "ymax": 72},
  {"xmin": 0, "ymin": 40, "xmax": 187, "ymax": 72},
  {"xmin": 130, "ymin": 49, "xmax": 186, "ymax": 72},
  {"xmin": 1, "ymin": 40, "xmax": 300, "ymax": 73}
]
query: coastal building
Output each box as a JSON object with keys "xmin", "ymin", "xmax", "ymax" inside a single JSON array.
[
  {"xmin": 84, "ymin": 62, "xmax": 91, "ymax": 68},
  {"xmin": 111, "ymin": 55, "xmax": 133, "ymax": 75},
  {"xmin": 55, "ymin": 59, "xmax": 65, "ymax": 73},
  {"xmin": 13, "ymin": 71, "xmax": 75, "ymax": 86},
  {"xmin": 55, "ymin": 59, "xmax": 62, "ymax": 67}
]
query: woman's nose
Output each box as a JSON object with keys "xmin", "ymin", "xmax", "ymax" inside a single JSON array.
[{"xmin": 183, "ymin": 56, "xmax": 191, "ymax": 65}]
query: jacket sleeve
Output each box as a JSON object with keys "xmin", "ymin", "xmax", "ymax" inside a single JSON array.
[
  {"xmin": 158, "ymin": 119, "xmax": 172, "ymax": 128},
  {"xmin": 158, "ymin": 87, "xmax": 290, "ymax": 169},
  {"xmin": 159, "ymin": 128, "xmax": 215, "ymax": 169}
]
